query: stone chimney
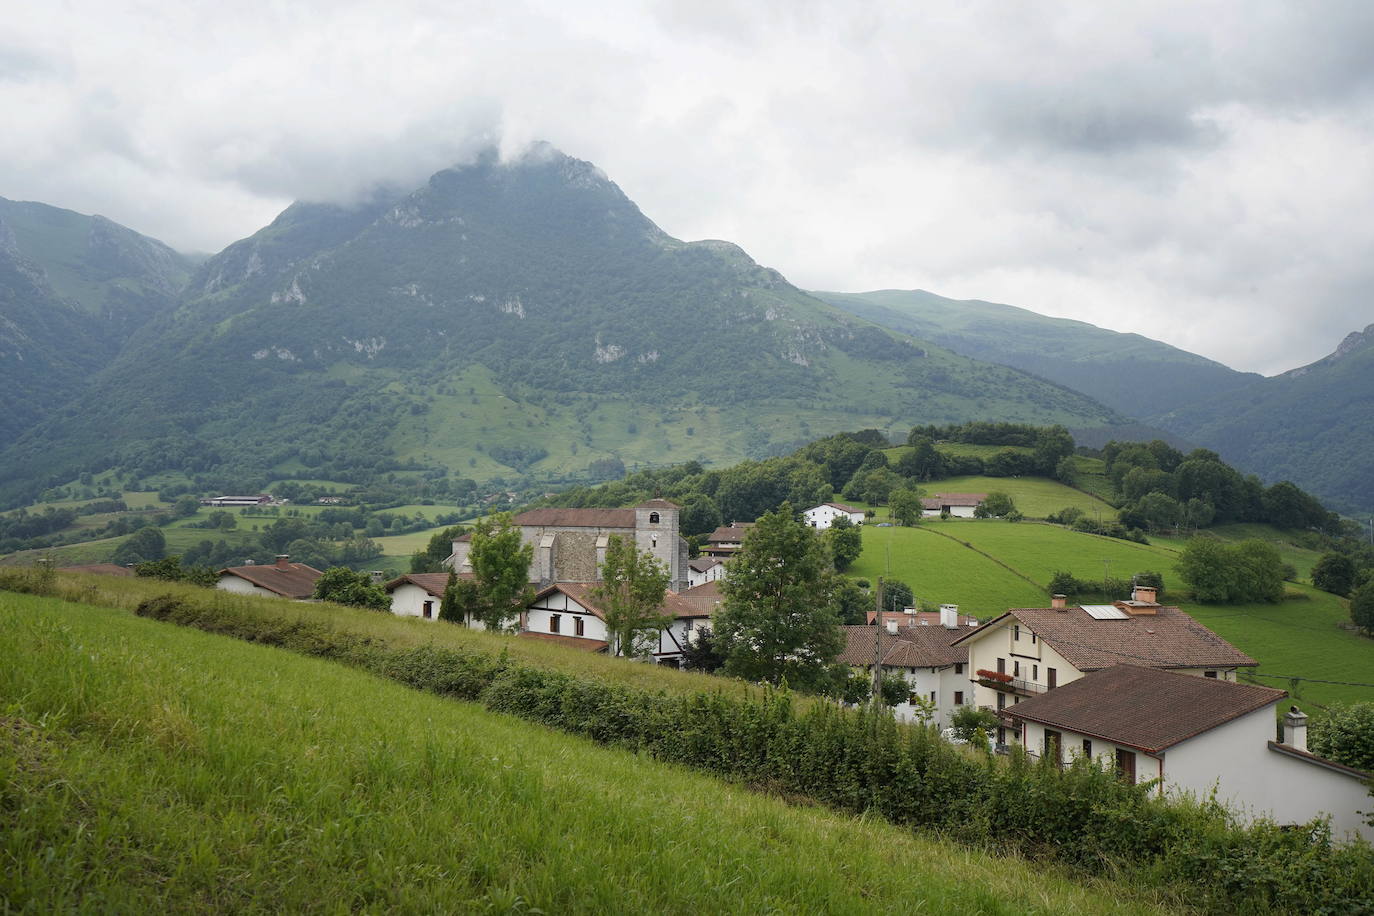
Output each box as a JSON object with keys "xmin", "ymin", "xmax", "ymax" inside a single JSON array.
[
  {"xmin": 940, "ymin": 604, "xmax": 960, "ymax": 629},
  {"xmin": 1051, "ymin": 594, "xmax": 1067, "ymax": 611},
  {"xmin": 275, "ymin": 555, "xmax": 290, "ymax": 570},
  {"xmin": 1132, "ymin": 585, "xmax": 1159, "ymax": 605},
  {"xmin": 1283, "ymin": 705, "xmax": 1309, "ymax": 752}
]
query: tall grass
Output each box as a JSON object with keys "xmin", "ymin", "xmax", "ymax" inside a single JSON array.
[{"xmin": 0, "ymin": 592, "xmax": 1168, "ymax": 914}]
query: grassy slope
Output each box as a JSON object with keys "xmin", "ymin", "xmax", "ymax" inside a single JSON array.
[{"xmin": 0, "ymin": 592, "xmax": 1169, "ymax": 915}]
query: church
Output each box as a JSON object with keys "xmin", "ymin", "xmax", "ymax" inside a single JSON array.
[{"xmin": 447, "ymin": 499, "xmax": 689, "ymax": 592}]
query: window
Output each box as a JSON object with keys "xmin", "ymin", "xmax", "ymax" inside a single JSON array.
[
  {"xmin": 649, "ymin": 512, "xmax": 660, "ymax": 524},
  {"xmin": 1032, "ymin": 664, "xmax": 1038, "ymax": 680},
  {"xmin": 550, "ymin": 614, "xmax": 561, "ymax": 634},
  {"xmin": 1116, "ymin": 749, "xmax": 1137, "ymax": 783},
  {"xmin": 1030, "ymin": 631, "xmax": 1038, "ymax": 644},
  {"xmin": 954, "ymin": 662, "xmax": 964, "ymax": 675},
  {"xmin": 574, "ymin": 617, "xmax": 584, "ymax": 637},
  {"xmin": 1082, "ymin": 739, "xmax": 1093, "ymax": 758},
  {"xmin": 996, "ymin": 693, "xmax": 1006, "ymax": 712},
  {"xmin": 996, "ymin": 657, "xmax": 1006, "ymax": 674},
  {"xmin": 1013, "ymin": 660, "xmax": 1020, "ymax": 678},
  {"xmin": 954, "ymin": 691, "xmax": 964, "ymax": 705},
  {"xmin": 1204, "ymin": 670, "xmax": 1218, "ymax": 678},
  {"xmin": 1047, "ymin": 667, "xmax": 1057, "ymax": 689},
  {"xmin": 1013, "ymin": 624, "xmax": 1021, "ymax": 641},
  {"xmin": 929, "ymin": 691, "xmax": 936, "ymax": 703}
]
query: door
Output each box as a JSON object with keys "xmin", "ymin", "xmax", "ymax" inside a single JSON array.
[
  {"xmin": 1047, "ymin": 667, "xmax": 1057, "ymax": 689},
  {"xmin": 1116, "ymin": 748, "xmax": 1136, "ymax": 783}
]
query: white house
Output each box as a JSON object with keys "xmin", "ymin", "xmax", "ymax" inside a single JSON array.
[
  {"xmin": 803, "ymin": 502, "xmax": 865, "ymax": 529},
  {"xmin": 384, "ymin": 572, "xmax": 482, "ymax": 624},
  {"xmin": 920, "ymin": 493, "xmax": 987, "ymax": 518},
  {"xmin": 701, "ymin": 522, "xmax": 753, "ymax": 558},
  {"xmin": 216, "ymin": 555, "xmax": 322, "ymax": 599},
  {"xmin": 838, "ymin": 605, "xmax": 984, "ymax": 728},
  {"xmin": 1004, "ymin": 665, "xmax": 1373, "ymax": 843},
  {"xmin": 951, "ymin": 587, "xmax": 1258, "ymax": 745},
  {"xmin": 686, "ymin": 556, "xmax": 726, "ymax": 588},
  {"xmin": 523, "ymin": 582, "xmax": 716, "ymax": 662}
]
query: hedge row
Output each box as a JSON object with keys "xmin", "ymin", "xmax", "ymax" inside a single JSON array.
[{"xmin": 130, "ymin": 592, "xmax": 1374, "ymax": 914}]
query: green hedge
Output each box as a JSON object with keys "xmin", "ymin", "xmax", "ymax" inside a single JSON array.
[{"xmin": 131, "ymin": 592, "xmax": 1373, "ymax": 914}]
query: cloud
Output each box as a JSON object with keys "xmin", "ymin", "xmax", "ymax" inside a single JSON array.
[{"xmin": 0, "ymin": 0, "xmax": 1370, "ymax": 374}]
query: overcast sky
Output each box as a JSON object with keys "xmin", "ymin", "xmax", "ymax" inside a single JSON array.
[{"xmin": 3, "ymin": 1, "xmax": 1372, "ymax": 375}]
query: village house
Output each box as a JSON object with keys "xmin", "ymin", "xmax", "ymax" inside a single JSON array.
[
  {"xmin": 522, "ymin": 580, "xmax": 720, "ymax": 661},
  {"xmin": 1004, "ymin": 664, "xmax": 1373, "ymax": 843},
  {"xmin": 687, "ymin": 555, "xmax": 727, "ymax": 587},
  {"xmin": 216, "ymin": 555, "xmax": 322, "ymax": 599},
  {"xmin": 838, "ymin": 605, "xmax": 983, "ymax": 727},
  {"xmin": 384, "ymin": 572, "xmax": 473, "ymax": 622},
  {"xmin": 701, "ymin": 521, "xmax": 753, "ymax": 558},
  {"xmin": 952, "ymin": 586, "xmax": 1259, "ymax": 745},
  {"xmin": 448, "ymin": 500, "xmax": 690, "ymax": 591},
  {"xmin": 920, "ymin": 493, "xmax": 987, "ymax": 518},
  {"xmin": 802, "ymin": 502, "xmax": 865, "ymax": 529}
]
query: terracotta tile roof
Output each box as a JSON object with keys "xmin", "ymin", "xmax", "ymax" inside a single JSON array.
[
  {"xmin": 532, "ymin": 582, "xmax": 716, "ymax": 622},
  {"xmin": 1004, "ymin": 665, "xmax": 1287, "ymax": 753},
  {"xmin": 453, "ymin": 533, "xmax": 472, "ymax": 543},
  {"xmin": 217, "ymin": 562, "xmax": 323, "ymax": 599},
  {"xmin": 952, "ymin": 604, "xmax": 1258, "ymax": 671},
  {"xmin": 518, "ymin": 632, "xmax": 609, "ymax": 652},
  {"xmin": 635, "ymin": 499, "xmax": 680, "ymax": 510},
  {"xmin": 681, "ymin": 580, "xmax": 723, "ymax": 599},
  {"xmin": 706, "ymin": 523, "xmax": 753, "ymax": 543},
  {"xmin": 384, "ymin": 572, "xmax": 472, "ymax": 597},
  {"xmin": 512, "ymin": 508, "xmax": 636, "ymax": 528},
  {"xmin": 837, "ymin": 624, "xmax": 972, "ymax": 668},
  {"xmin": 934, "ymin": 493, "xmax": 987, "ymax": 504},
  {"xmin": 819, "ymin": 502, "xmax": 861, "ymax": 513},
  {"xmin": 687, "ymin": 557, "xmax": 722, "ymax": 572},
  {"xmin": 58, "ymin": 563, "xmax": 134, "ymax": 577},
  {"xmin": 1266, "ymin": 741, "xmax": 1372, "ymax": 779}
]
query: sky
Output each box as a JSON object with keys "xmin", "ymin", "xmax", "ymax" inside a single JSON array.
[{"xmin": 3, "ymin": 1, "xmax": 1372, "ymax": 376}]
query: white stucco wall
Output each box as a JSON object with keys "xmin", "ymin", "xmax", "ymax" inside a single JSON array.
[
  {"xmin": 216, "ymin": 574, "xmax": 285, "ymax": 599},
  {"xmin": 1022, "ymin": 710, "xmax": 1373, "ymax": 843},
  {"xmin": 803, "ymin": 505, "xmax": 864, "ymax": 529},
  {"xmin": 527, "ymin": 592, "xmax": 610, "ymax": 644},
  {"xmin": 389, "ymin": 583, "xmax": 441, "ymax": 620},
  {"xmin": 687, "ymin": 562, "xmax": 727, "ymax": 588}
]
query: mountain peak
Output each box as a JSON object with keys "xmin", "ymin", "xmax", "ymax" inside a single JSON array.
[{"xmin": 1280, "ymin": 323, "xmax": 1374, "ymax": 379}]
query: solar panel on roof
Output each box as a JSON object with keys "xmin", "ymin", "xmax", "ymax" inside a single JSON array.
[{"xmin": 1082, "ymin": 604, "xmax": 1130, "ymax": 620}]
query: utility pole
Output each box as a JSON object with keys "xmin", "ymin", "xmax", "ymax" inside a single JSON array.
[{"xmin": 873, "ymin": 576, "xmax": 884, "ymax": 700}]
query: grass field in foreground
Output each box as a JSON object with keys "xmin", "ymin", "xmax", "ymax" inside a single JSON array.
[{"xmin": 0, "ymin": 593, "xmax": 1170, "ymax": 915}]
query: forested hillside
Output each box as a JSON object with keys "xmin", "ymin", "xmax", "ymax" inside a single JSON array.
[
  {"xmin": 0, "ymin": 148, "xmax": 1119, "ymax": 507},
  {"xmin": 0, "ymin": 197, "xmax": 190, "ymax": 442}
]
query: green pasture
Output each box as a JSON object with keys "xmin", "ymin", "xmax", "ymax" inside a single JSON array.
[
  {"xmin": 925, "ymin": 475, "xmax": 1114, "ymax": 519},
  {"xmin": 1151, "ymin": 523, "xmax": 1326, "ymax": 582},
  {"xmin": 0, "ymin": 592, "xmax": 1166, "ymax": 914},
  {"xmin": 942, "ymin": 520, "xmax": 1180, "ymax": 588}
]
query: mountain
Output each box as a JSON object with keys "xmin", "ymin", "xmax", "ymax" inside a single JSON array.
[
  {"xmin": 0, "ymin": 198, "xmax": 191, "ymax": 443},
  {"xmin": 814, "ymin": 289, "xmax": 1259, "ymax": 420},
  {"xmin": 0, "ymin": 147, "xmax": 1121, "ymax": 503},
  {"xmin": 1157, "ymin": 325, "xmax": 1374, "ymax": 516}
]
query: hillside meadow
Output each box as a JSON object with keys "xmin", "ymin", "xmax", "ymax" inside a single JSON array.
[{"xmin": 0, "ymin": 591, "xmax": 1173, "ymax": 915}]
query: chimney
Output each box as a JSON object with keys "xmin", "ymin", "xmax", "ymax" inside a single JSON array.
[
  {"xmin": 275, "ymin": 555, "xmax": 290, "ymax": 569},
  {"xmin": 886, "ymin": 620, "xmax": 899, "ymax": 635},
  {"xmin": 369, "ymin": 571, "xmax": 384, "ymax": 583},
  {"xmin": 940, "ymin": 604, "xmax": 960, "ymax": 629},
  {"xmin": 1283, "ymin": 706, "xmax": 1308, "ymax": 752},
  {"xmin": 1051, "ymin": 594, "xmax": 1067, "ymax": 611},
  {"xmin": 1132, "ymin": 585, "xmax": 1159, "ymax": 605},
  {"xmin": 245, "ymin": 559, "xmax": 255, "ymax": 566}
]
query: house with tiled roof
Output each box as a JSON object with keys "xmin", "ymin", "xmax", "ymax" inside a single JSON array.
[
  {"xmin": 384, "ymin": 572, "xmax": 475, "ymax": 622},
  {"xmin": 1004, "ymin": 665, "xmax": 1373, "ymax": 843},
  {"xmin": 920, "ymin": 493, "xmax": 988, "ymax": 518},
  {"xmin": 686, "ymin": 555, "xmax": 726, "ymax": 588},
  {"xmin": 701, "ymin": 522, "xmax": 754, "ymax": 558},
  {"xmin": 951, "ymin": 586, "xmax": 1259, "ymax": 745},
  {"xmin": 448, "ymin": 501, "xmax": 689, "ymax": 591},
  {"xmin": 838, "ymin": 605, "xmax": 984, "ymax": 727},
  {"xmin": 216, "ymin": 555, "xmax": 323, "ymax": 599},
  {"xmin": 802, "ymin": 502, "xmax": 865, "ymax": 529},
  {"xmin": 523, "ymin": 581, "xmax": 717, "ymax": 660}
]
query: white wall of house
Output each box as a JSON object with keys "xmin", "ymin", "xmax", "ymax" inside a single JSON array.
[
  {"xmin": 687, "ymin": 562, "xmax": 726, "ymax": 588},
  {"xmin": 1021, "ymin": 710, "xmax": 1372, "ymax": 843},
  {"xmin": 389, "ymin": 583, "xmax": 441, "ymax": 621},
  {"xmin": 803, "ymin": 505, "xmax": 864, "ymax": 529},
  {"xmin": 216, "ymin": 574, "xmax": 285, "ymax": 600},
  {"xmin": 527, "ymin": 592, "xmax": 609, "ymax": 644}
]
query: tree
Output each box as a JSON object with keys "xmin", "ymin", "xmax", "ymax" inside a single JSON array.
[
  {"xmin": 312, "ymin": 567, "xmax": 389, "ymax": 610},
  {"xmin": 1135, "ymin": 491, "xmax": 1182, "ymax": 533},
  {"xmin": 467, "ymin": 513, "xmax": 535, "ymax": 632},
  {"xmin": 1351, "ymin": 581, "xmax": 1374, "ymax": 636},
  {"xmin": 1308, "ymin": 703, "xmax": 1374, "ymax": 771},
  {"xmin": 825, "ymin": 515, "xmax": 862, "ymax": 571},
  {"xmin": 1177, "ymin": 536, "xmax": 1239, "ymax": 602},
  {"xmin": 1231, "ymin": 539, "xmax": 1285, "ymax": 603},
  {"xmin": 889, "ymin": 488, "xmax": 924, "ymax": 527},
  {"xmin": 1032, "ymin": 425, "xmax": 1075, "ymax": 476},
  {"xmin": 981, "ymin": 492, "xmax": 1015, "ymax": 518},
  {"xmin": 593, "ymin": 535, "xmax": 672, "ymax": 658},
  {"xmin": 948, "ymin": 705, "xmax": 999, "ymax": 749},
  {"xmin": 834, "ymin": 577, "xmax": 872, "ymax": 625},
  {"xmin": 173, "ymin": 495, "xmax": 201, "ymax": 519},
  {"xmin": 410, "ymin": 524, "xmax": 467, "ymax": 573},
  {"xmin": 714, "ymin": 503, "xmax": 843, "ymax": 691},
  {"xmin": 1312, "ymin": 553, "xmax": 1357, "ymax": 597},
  {"xmin": 882, "ymin": 578, "xmax": 914, "ymax": 613},
  {"xmin": 895, "ymin": 438, "xmax": 944, "ymax": 481},
  {"xmin": 111, "ymin": 525, "xmax": 166, "ymax": 565},
  {"xmin": 679, "ymin": 626, "xmax": 725, "ymax": 673}
]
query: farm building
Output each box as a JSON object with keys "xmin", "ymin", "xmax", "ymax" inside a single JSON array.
[
  {"xmin": 686, "ymin": 556, "xmax": 726, "ymax": 587},
  {"xmin": 216, "ymin": 555, "xmax": 322, "ymax": 599},
  {"xmin": 802, "ymin": 502, "xmax": 865, "ymax": 529},
  {"xmin": 920, "ymin": 493, "xmax": 987, "ymax": 517},
  {"xmin": 385, "ymin": 572, "xmax": 477, "ymax": 623},
  {"xmin": 701, "ymin": 521, "xmax": 753, "ymax": 558}
]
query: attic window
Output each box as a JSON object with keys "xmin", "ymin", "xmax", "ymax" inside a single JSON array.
[{"xmin": 649, "ymin": 512, "xmax": 660, "ymax": 524}]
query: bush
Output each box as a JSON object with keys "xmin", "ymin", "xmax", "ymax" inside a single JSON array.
[{"xmin": 1309, "ymin": 703, "xmax": 1374, "ymax": 771}]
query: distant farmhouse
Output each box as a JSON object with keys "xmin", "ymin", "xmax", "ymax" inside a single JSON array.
[
  {"xmin": 802, "ymin": 502, "xmax": 865, "ymax": 529},
  {"xmin": 200, "ymin": 494, "xmax": 274, "ymax": 508},
  {"xmin": 701, "ymin": 522, "xmax": 753, "ymax": 559},
  {"xmin": 448, "ymin": 500, "xmax": 690, "ymax": 592},
  {"xmin": 920, "ymin": 493, "xmax": 987, "ymax": 518},
  {"xmin": 216, "ymin": 555, "xmax": 322, "ymax": 599},
  {"xmin": 523, "ymin": 580, "xmax": 721, "ymax": 660},
  {"xmin": 686, "ymin": 556, "xmax": 726, "ymax": 588}
]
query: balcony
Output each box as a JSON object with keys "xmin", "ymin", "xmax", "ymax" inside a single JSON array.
[{"xmin": 974, "ymin": 669, "xmax": 1047, "ymax": 697}]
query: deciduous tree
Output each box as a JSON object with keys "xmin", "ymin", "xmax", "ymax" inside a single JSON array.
[
  {"xmin": 825, "ymin": 515, "xmax": 862, "ymax": 570},
  {"xmin": 467, "ymin": 513, "xmax": 535, "ymax": 631},
  {"xmin": 593, "ymin": 535, "xmax": 672, "ymax": 657},
  {"xmin": 312, "ymin": 567, "xmax": 389, "ymax": 610}
]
